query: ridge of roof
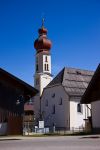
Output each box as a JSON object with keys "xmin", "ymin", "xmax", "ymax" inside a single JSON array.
[{"xmin": 65, "ymin": 66, "xmax": 94, "ymax": 72}]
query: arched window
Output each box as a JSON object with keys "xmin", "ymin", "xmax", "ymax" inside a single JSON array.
[
  {"xmin": 47, "ymin": 64, "xmax": 49, "ymax": 71},
  {"xmin": 44, "ymin": 64, "xmax": 46, "ymax": 71},
  {"xmin": 45, "ymin": 56, "xmax": 48, "ymax": 62}
]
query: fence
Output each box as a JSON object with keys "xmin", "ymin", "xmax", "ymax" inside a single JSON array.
[{"xmin": 23, "ymin": 121, "xmax": 34, "ymax": 135}]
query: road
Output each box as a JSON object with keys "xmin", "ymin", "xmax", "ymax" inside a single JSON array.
[{"xmin": 0, "ymin": 135, "xmax": 100, "ymax": 150}]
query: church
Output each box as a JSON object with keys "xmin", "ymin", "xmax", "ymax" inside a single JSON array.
[{"xmin": 33, "ymin": 21, "xmax": 94, "ymax": 131}]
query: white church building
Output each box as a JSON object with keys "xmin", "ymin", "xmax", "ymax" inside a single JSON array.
[
  {"xmin": 41, "ymin": 67, "xmax": 93, "ymax": 130},
  {"xmin": 33, "ymin": 21, "xmax": 94, "ymax": 130}
]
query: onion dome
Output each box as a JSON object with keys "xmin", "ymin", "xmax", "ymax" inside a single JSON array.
[{"xmin": 34, "ymin": 19, "xmax": 52, "ymax": 53}]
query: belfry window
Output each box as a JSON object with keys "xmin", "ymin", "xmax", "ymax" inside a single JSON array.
[
  {"xmin": 45, "ymin": 56, "xmax": 48, "ymax": 62},
  {"xmin": 44, "ymin": 64, "xmax": 49, "ymax": 71},
  {"xmin": 47, "ymin": 64, "xmax": 49, "ymax": 71},
  {"xmin": 44, "ymin": 64, "xmax": 46, "ymax": 71}
]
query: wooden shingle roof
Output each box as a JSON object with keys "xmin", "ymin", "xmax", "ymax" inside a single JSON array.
[{"xmin": 47, "ymin": 67, "xmax": 94, "ymax": 96}]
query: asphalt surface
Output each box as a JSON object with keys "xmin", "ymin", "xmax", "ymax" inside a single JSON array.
[{"xmin": 0, "ymin": 135, "xmax": 100, "ymax": 150}]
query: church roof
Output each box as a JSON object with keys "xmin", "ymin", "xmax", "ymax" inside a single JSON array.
[{"xmin": 47, "ymin": 67, "xmax": 94, "ymax": 96}]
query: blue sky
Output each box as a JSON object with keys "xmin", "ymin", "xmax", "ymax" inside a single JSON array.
[{"xmin": 0, "ymin": 0, "xmax": 100, "ymax": 86}]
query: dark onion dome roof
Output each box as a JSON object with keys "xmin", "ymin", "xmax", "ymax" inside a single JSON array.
[{"xmin": 34, "ymin": 27, "xmax": 52, "ymax": 53}]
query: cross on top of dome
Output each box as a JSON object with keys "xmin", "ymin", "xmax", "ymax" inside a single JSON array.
[{"xmin": 34, "ymin": 19, "xmax": 52, "ymax": 53}]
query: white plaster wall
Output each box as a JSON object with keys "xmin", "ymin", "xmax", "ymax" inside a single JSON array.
[
  {"xmin": 34, "ymin": 74, "xmax": 52, "ymax": 122},
  {"xmin": 92, "ymin": 100, "xmax": 100, "ymax": 128},
  {"xmin": 40, "ymin": 74, "xmax": 52, "ymax": 95},
  {"xmin": 70, "ymin": 100, "xmax": 84, "ymax": 129},
  {"xmin": 41, "ymin": 85, "xmax": 69, "ymax": 129},
  {"xmin": 69, "ymin": 97, "xmax": 91, "ymax": 130}
]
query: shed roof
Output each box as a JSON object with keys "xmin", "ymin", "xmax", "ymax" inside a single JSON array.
[
  {"xmin": 47, "ymin": 67, "xmax": 94, "ymax": 96},
  {"xmin": 81, "ymin": 64, "xmax": 100, "ymax": 104}
]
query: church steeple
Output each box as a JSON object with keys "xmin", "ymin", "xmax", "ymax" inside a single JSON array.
[{"xmin": 34, "ymin": 20, "xmax": 53, "ymax": 95}]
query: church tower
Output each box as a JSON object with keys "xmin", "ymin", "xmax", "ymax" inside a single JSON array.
[{"xmin": 34, "ymin": 19, "xmax": 53, "ymax": 96}]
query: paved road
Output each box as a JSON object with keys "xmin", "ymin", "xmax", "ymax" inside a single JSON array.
[{"xmin": 0, "ymin": 135, "xmax": 100, "ymax": 150}]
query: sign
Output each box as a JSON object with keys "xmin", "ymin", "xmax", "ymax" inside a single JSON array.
[{"xmin": 39, "ymin": 121, "xmax": 44, "ymax": 128}]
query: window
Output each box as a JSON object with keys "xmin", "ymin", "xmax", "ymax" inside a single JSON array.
[
  {"xmin": 52, "ymin": 93, "xmax": 55, "ymax": 98},
  {"xmin": 44, "ymin": 64, "xmax": 46, "ymax": 71},
  {"xmin": 45, "ymin": 100, "xmax": 48, "ymax": 107},
  {"xmin": 44, "ymin": 63, "xmax": 49, "ymax": 71},
  {"xmin": 47, "ymin": 64, "xmax": 49, "ymax": 71},
  {"xmin": 45, "ymin": 56, "xmax": 48, "ymax": 62},
  {"xmin": 52, "ymin": 105, "xmax": 55, "ymax": 114},
  {"xmin": 59, "ymin": 98, "xmax": 62, "ymax": 105},
  {"xmin": 77, "ymin": 103, "xmax": 82, "ymax": 113},
  {"xmin": 36, "ymin": 64, "xmax": 38, "ymax": 71}
]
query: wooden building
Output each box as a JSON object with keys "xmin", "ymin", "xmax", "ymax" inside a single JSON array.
[
  {"xmin": 81, "ymin": 64, "xmax": 100, "ymax": 132},
  {"xmin": 0, "ymin": 68, "xmax": 38, "ymax": 135}
]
